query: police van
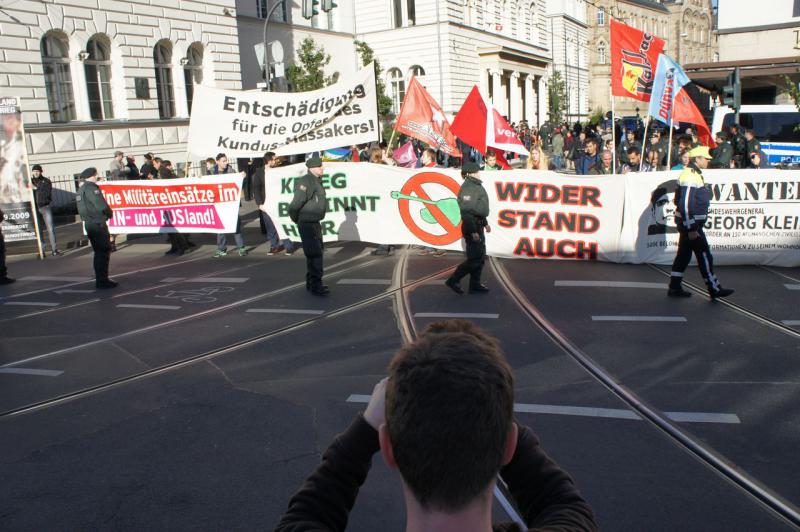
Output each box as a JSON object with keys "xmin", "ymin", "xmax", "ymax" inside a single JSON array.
[{"xmin": 710, "ymin": 104, "xmax": 800, "ymax": 166}]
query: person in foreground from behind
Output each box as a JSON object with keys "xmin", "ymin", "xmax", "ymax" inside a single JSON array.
[
  {"xmin": 76, "ymin": 167, "xmax": 117, "ymax": 289},
  {"xmin": 668, "ymin": 146, "xmax": 734, "ymax": 299},
  {"xmin": 446, "ymin": 162, "xmax": 490, "ymax": 295},
  {"xmin": 274, "ymin": 320, "xmax": 598, "ymax": 532}
]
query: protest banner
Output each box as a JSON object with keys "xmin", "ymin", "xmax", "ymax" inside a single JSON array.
[
  {"xmin": 187, "ymin": 65, "xmax": 379, "ymax": 159},
  {"xmin": 98, "ymin": 174, "xmax": 244, "ymax": 235},
  {"xmin": 621, "ymin": 170, "xmax": 800, "ymax": 266},
  {"xmin": 0, "ymin": 97, "xmax": 41, "ymax": 251},
  {"xmin": 262, "ymin": 163, "xmax": 625, "ymax": 260}
]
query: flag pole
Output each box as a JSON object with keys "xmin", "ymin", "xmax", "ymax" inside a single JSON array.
[
  {"xmin": 388, "ymin": 128, "xmax": 397, "ymax": 149},
  {"xmin": 666, "ymin": 116, "xmax": 674, "ymax": 169},
  {"xmin": 611, "ymin": 96, "xmax": 617, "ymax": 174},
  {"xmin": 639, "ymin": 116, "xmax": 651, "ymax": 171}
]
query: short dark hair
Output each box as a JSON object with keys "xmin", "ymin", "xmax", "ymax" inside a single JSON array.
[
  {"xmin": 423, "ymin": 148, "xmax": 436, "ymax": 160},
  {"xmin": 205, "ymin": 158, "xmax": 215, "ymax": 164},
  {"xmin": 386, "ymin": 323, "xmax": 514, "ymax": 512},
  {"xmin": 216, "ymin": 153, "xmax": 227, "ymax": 161},
  {"xmin": 716, "ymin": 131, "xmax": 729, "ymax": 141},
  {"xmin": 163, "ymin": 160, "xmax": 172, "ymax": 167},
  {"xmin": 144, "ymin": 153, "xmax": 154, "ymax": 161},
  {"xmin": 264, "ymin": 151, "xmax": 276, "ymax": 163},
  {"xmin": 154, "ymin": 157, "xmax": 163, "ymax": 164},
  {"xmin": 485, "ymin": 150, "xmax": 497, "ymax": 158},
  {"xmin": 626, "ymin": 146, "xmax": 641, "ymax": 156}
]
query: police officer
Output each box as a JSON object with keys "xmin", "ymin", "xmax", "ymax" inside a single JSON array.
[
  {"xmin": 445, "ymin": 162, "xmax": 490, "ymax": 294},
  {"xmin": 76, "ymin": 167, "xmax": 117, "ymax": 289},
  {"xmin": 668, "ymin": 146, "xmax": 734, "ymax": 299},
  {"xmin": 0, "ymin": 207, "xmax": 14, "ymax": 284},
  {"xmin": 710, "ymin": 132, "xmax": 734, "ymax": 169},
  {"xmin": 289, "ymin": 156, "xmax": 328, "ymax": 296},
  {"xmin": 730, "ymin": 124, "xmax": 747, "ymax": 168}
]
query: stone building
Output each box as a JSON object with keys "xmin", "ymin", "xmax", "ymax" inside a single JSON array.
[
  {"xmin": 546, "ymin": 0, "xmax": 590, "ymax": 124},
  {"xmin": 586, "ymin": 0, "xmax": 715, "ymax": 118},
  {"xmin": 0, "ymin": 0, "xmax": 242, "ymax": 177}
]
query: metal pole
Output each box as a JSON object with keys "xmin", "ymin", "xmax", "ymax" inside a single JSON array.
[
  {"xmin": 640, "ymin": 116, "xmax": 650, "ymax": 171},
  {"xmin": 262, "ymin": 1, "xmax": 286, "ymax": 92}
]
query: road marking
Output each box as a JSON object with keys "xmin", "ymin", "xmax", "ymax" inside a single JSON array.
[
  {"xmin": 346, "ymin": 396, "xmax": 739, "ymax": 424},
  {"xmin": 414, "ymin": 312, "xmax": 500, "ymax": 319},
  {"xmin": 160, "ymin": 277, "xmax": 249, "ymax": 283},
  {"xmin": 782, "ymin": 320, "xmax": 800, "ymax": 326},
  {"xmin": 785, "ymin": 285, "xmax": 800, "ymax": 291},
  {"xmin": 3, "ymin": 301, "xmax": 60, "ymax": 307},
  {"xmin": 0, "ymin": 367, "xmax": 63, "ymax": 377},
  {"xmin": 337, "ymin": 279, "xmax": 392, "ymax": 285},
  {"xmin": 555, "ymin": 280, "xmax": 665, "ymax": 289},
  {"xmin": 246, "ymin": 308, "xmax": 325, "ymax": 315},
  {"xmin": 54, "ymin": 289, "xmax": 96, "ymax": 294},
  {"xmin": 592, "ymin": 315, "xmax": 687, "ymax": 322},
  {"xmin": 18, "ymin": 276, "xmax": 92, "ymax": 282},
  {"xmin": 117, "ymin": 304, "xmax": 181, "ymax": 310}
]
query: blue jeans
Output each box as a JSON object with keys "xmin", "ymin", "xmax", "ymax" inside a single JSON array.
[
  {"xmin": 37, "ymin": 205, "xmax": 58, "ymax": 252},
  {"xmin": 552, "ymin": 155, "xmax": 563, "ymax": 170},
  {"xmin": 261, "ymin": 210, "xmax": 293, "ymax": 250},
  {"xmin": 217, "ymin": 216, "xmax": 244, "ymax": 250}
]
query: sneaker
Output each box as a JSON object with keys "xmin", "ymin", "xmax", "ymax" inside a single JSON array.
[
  {"xmin": 284, "ymin": 247, "xmax": 295, "ymax": 256},
  {"xmin": 213, "ymin": 249, "xmax": 228, "ymax": 257},
  {"xmin": 709, "ymin": 287, "xmax": 734, "ymax": 299},
  {"xmin": 268, "ymin": 245, "xmax": 285, "ymax": 256},
  {"xmin": 0, "ymin": 276, "xmax": 15, "ymax": 285},
  {"xmin": 52, "ymin": 249, "xmax": 64, "ymax": 257},
  {"xmin": 445, "ymin": 277, "xmax": 464, "ymax": 295},
  {"xmin": 238, "ymin": 246, "xmax": 248, "ymax": 257},
  {"xmin": 667, "ymin": 288, "xmax": 692, "ymax": 298},
  {"xmin": 96, "ymin": 280, "xmax": 118, "ymax": 289}
]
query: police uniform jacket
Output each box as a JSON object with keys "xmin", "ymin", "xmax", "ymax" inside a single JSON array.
[
  {"xmin": 711, "ymin": 141, "xmax": 733, "ymax": 168},
  {"xmin": 747, "ymin": 138, "xmax": 762, "ymax": 157},
  {"xmin": 77, "ymin": 181, "xmax": 113, "ymax": 224},
  {"xmin": 288, "ymin": 172, "xmax": 327, "ymax": 224},
  {"xmin": 674, "ymin": 164, "xmax": 711, "ymax": 232},
  {"xmin": 458, "ymin": 175, "xmax": 489, "ymax": 236}
]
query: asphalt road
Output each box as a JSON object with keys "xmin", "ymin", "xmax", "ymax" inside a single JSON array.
[{"xmin": 1, "ymin": 236, "xmax": 799, "ymax": 530}]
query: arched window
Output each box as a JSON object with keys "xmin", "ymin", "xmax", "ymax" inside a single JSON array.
[
  {"xmin": 528, "ymin": 2, "xmax": 537, "ymax": 41},
  {"xmin": 183, "ymin": 42, "xmax": 203, "ymax": 113},
  {"xmin": 388, "ymin": 68, "xmax": 405, "ymax": 115},
  {"xmin": 597, "ymin": 7, "xmax": 605, "ymax": 26},
  {"xmin": 41, "ymin": 32, "xmax": 76, "ymax": 123},
  {"xmin": 598, "ymin": 43, "xmax": 607, "ymax": 65},
  {"xmin": 154, "ymin": 41, "xmax": 175, "ymax": 119},
  {"xmin": 84, "ymin": 35, "xmax": 113, "ymax": 121},
  {"xmin": 409, "ymin": 65, "xmax": 425, "ymax": 79}
]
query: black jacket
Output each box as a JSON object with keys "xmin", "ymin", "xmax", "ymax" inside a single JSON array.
[
  {"xmin": 31, "ymin": 176, "xmax": 53, "ymax": 207},
  {"xmin": 274, "ymin": 415, "xmax": 597, "ymax": 532},
  {"xmin": 288, "ymin": 172, "xmax": 327, "ymax": 224},
  {"xmin": 252, "ymin": 167, "xmax": 266, "ymax": 206},
  {"xmin": 76, "ymin": 181, "xmax": 112, "ymax": 224}
]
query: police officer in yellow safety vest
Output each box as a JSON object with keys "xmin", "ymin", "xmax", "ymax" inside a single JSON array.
[
  {"xmin": 668, "ymin": 146, "xmax": 734, "ymax": 299},
  {"xmin": 446, "ymin": 162, "xmax": 490, "ymax": 294}
]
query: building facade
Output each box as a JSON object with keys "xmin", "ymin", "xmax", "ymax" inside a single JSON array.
[
  {"xmin": 546, "ymin": 0, "xmax": 589, "ymax": 123},
  {"xmin": 353, "ymin": 0, "xmax": 553, "ymax": 126},
  {"xmin": 664, "ymin": 0, "xmax": 716, "ymax": 66},
  {"xmin": 0, "ymin": 0, "xmax": 242, "ymax": 177}
]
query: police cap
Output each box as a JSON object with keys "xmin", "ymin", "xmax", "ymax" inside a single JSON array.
[
  {"xmin": 80, "ymin": 167, "xmax": 98, "ymax": 179},
  {"xmin": 305, "ymin": 156, "xmax": 323, "ymax": 168},
  {"xmin": 462, "ymin": 162, "xmax": 480, "ymax": 173}
]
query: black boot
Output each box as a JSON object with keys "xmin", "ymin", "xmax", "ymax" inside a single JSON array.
[
  {"xmin": 709, "ymin": 287, "xmax": 734, "ymax": 299},
  {"xmin": 469, "ymin": 283, "xmax": 490, "ymax": 293},
  {"xmin": 667, "ymin": 287, "xmax": 692, "ymax": 298},
  {"xmin": 445, "ymin": 277, "xmax": 463, "ymax": 295}
]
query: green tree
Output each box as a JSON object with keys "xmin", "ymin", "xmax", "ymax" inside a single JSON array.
[
  {"xmin": 588, "ymin": 108, "xmax": 605, "ymax": 126},
  {"xmin": 783, "ymin": 73, "xmax": 800, "ymax": 130},
  {"xmin": 354, "ymin": 39, "xmax": 395, "ymax": 143},
  {"xmin": 547, "ymin": 71, "xmax": 567, "ymax": 125},
  {"xmin": 286, "ymin": 37, "xmax": 336, "ymax": 92}
]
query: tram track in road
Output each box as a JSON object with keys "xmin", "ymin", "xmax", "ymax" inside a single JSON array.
[
  {"xmin": 1, "ymin": 250, "xmax": 375, "ymax": 370},
  {"xmin": 490, "ymin": 257, "xmax": 800, "ymax": 528},
  {"xmin": 0, "ymin": 251, "xmax": 454, "ymax": 420},
  {"xmin": 647, "ymin": 264, "xmax": 800, "ymax": 338}
]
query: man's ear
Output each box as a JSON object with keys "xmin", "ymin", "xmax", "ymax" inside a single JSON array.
[
  {"xmin": 501, "ymin": 422, "xmax": 519, "ymax": 466},
  {"xmin": 379, "ymin": 424, "xmax": 398, "ymax": 470}
]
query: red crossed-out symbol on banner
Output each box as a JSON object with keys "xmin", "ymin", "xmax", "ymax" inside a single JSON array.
[{"xmin": 396, "ymin": 171, "xmax": 462, "ymax": 246}]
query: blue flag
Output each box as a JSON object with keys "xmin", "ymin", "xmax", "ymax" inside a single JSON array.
[{"xmin": 647, "ymin": 54, "xmax": 691, "ymax": 125}]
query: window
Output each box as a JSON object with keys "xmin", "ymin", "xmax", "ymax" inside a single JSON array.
[
  {"xmin": 41, "ymin": 32, "xmax": 76, "ymax": 123},
  {"xmin": 393, "ymin": 0, "xmax": 403, "ymax": 27},
  {"xmin": 183, "ymin": 43, "xmax": 203, "ymax": 113},
  {"xmin": 409, "ymin": 65, "xmax": 425, "ymax": 79},
  {"xmin": 528, "ymin": 2, "xmax": 537, "ymax": 41},
  {"xmin": 407, "ymin": 0, "xmax": 416, "ymax": 25},
  {"xmin": 84, "ymin": 35, "xmax": 113, "ymax": 121},
  {"xmin": 388, "ymin": 67, "xmax": 405, "ymax": 115},
  {"xmin": 392, "ymin": 0, "xmax": 415, "ymax": 27},
  {"xmin": 258, "ymin": 0, "xmax": 287, "ymax": 22},
  {"xmin": 722, "ymin": 112, "xmax": 800, "ymax": 143},
  {"xmin": 154, "ymin": 41, "xmax": 175, "ymax": 119},
  {"xmin": 597, "ymin": 7, "xmax": 605, "ymax": 26},
  {"xmin": 598, "ymin": 43, "xmax": 607, "ymax": 65}
]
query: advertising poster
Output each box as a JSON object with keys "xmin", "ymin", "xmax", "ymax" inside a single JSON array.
[{"xmin": 0, "ymin": 97, "xmax": 37, "ymax": 243}]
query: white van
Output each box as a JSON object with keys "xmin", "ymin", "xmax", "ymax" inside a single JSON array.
[{"xmin": 710, "ymin": 104, "xmax": 800, "ymax": 166}]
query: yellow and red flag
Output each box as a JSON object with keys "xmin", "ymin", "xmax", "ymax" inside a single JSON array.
[{"xmin": 610, "ymin": 19, "xmax": 666, "ymax": 102}]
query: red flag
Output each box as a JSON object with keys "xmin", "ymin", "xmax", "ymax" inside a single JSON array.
[
  {"xmin": 610, "ymin": 19, "xmax": 666, "ymax": 102},
  {"xmin": 673, "ymin": 88, "xmax": 717, "ymax": 148},
  {"xmin": 394, "ymin": 77, "xmax": 461, "ymax": 157},
  {"xmin": 351, "ymin": 146, "xmax": 360, "ymax": 162},
  {"xmin": 487, "ymin": 107, "xmax": 528, "ymax": 157},
  {"xmin": 451, "ymin": 86, "xmax": 518, "ymax": 169}
]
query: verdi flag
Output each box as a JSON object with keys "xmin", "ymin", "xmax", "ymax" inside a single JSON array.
[
  {"xmin": 450, "ymin": 86, "xmax": 515, "ymax": 169},
  {"xmin": 647, "ymin": 54, "xmax": 691, "ymax": 125},
  {"xmin": 394, "ymin": 77, "xmax": 461, "ymax": 157},
  {"xmin": 673, "ymin": 90, "xmax": 717, "ymax": 148},
  {"xmin": 610, "ymin": 19, "xmax": 666, "ymax": 102}
]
